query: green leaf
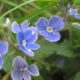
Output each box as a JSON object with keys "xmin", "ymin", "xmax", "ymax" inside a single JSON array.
[
  {"xmin": 75, "ymin": 0, "xmax": 80, "ymax": 4},
  {"xmin": 35, "ymin": 38, "xmax": 59, "ymax": 58},
  {"xmin": 57, "ymin": 40, "xmax": 75, "ymax": 57},
  {"xmin": 32, "ymin": 75, "xmax": 44, "ymax": 80},
  {"xmin": 3, "ymin": 53, "xmax": 15, "ymax": 72},
  {"xmin": 70, "ymin": 28, "xmax": 80, "ymax": 48}
]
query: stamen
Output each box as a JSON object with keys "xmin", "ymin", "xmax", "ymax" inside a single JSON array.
[
  {"xmin": 47, "ymin": 26, "xmax": 53, "ymax": 32},
  {"xmin": 20, "ymin": 67, "xmax": 27, "ymax": 71},
  {"xmin": 22, "ymin": 40, "xmax": 26, "ymax": 46}
]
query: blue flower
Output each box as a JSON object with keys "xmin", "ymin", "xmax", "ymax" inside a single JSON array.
[
  {"xmin": 0, "ymin": 41, "xmax": 8, "ymax": 69},
  {"xmin": 35, "ymin": 16, "xmax": 64, "ymax": 42},
  {"xmin": 68, "ymin": 8, "xmax": 78, "ymax": 16},
  {"xmin": 11, "ymin": 56, "xmax": 39, "ymax": 80},
  {"xmin": 12, "ymin": 21, "xmax": 40, "ymax": 57},
  {"xmin": 68, "ymin": 8, "xmax": 80, "ymax": 19},
  {"xmin": 73, "ymin": 15, "xmax": 80, "ymax": 19}
]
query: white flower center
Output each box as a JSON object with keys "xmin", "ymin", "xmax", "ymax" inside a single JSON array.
[
  {"xmin": 47, "ymin": 26, "xmax": 53, "ymax": 32},
  {"xmin": 20, "ymin": 67, "xmax": 27, "ymax": 71},
  {"xmin": 22, "ymin": 40, "xmax": 27, "ymax": 46}
]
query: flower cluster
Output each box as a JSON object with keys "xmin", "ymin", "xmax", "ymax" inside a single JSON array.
[
  {"xmin": 11, "ymin": 16, "xmax": 64, "ymax": 57},
  {"xmin": 0, "ymin": 15, "xmax": 64, "ymax": 80},
  {"xmin": 12, "ymin": 20, "xmax": 40, "ymax": 57}
]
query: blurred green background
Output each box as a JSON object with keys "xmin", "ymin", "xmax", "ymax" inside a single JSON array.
[{"xmin": 0, "ymin": 0, "xmax": 80, "ymax": 80}]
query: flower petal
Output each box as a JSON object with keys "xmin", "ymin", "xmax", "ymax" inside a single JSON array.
[
  {"xmin": 74, "ymin": 15, "xmax": 80, "ymax": 19},
  {"xmin": 44, "ymin": 32, "xmax": 61, "ymax": 42},
  {"xmin": 23, "ymin": 71, "xmax": 31, "ymax": 80},
  {"xmin": 21, "ymin": 20, "xmax": 29, "ymax": 32},
  {"xmin": 5, "ymin": 17, "xmax": 11, "ymax": 26},
  {"xmin": 12, "ymin": 21, "xmax": 21, "ymax": 33},
  {"xmin": 35, "ymin": 17, "xmax": 48, "ymax": 31},
  {"xmin": 0, "ymin": 57, "xmax": 4, "ymax": 69},
  {"xmin": 13, "ymin": 56, "xmax": 28, "ymax": 69},
  {"xmin": 27, "ymin": 43, "xmax": 40, "ymax": 50},
  {"xmin": 39, "ymin": 30, "xmax": 48, "ymax": 37},
  {"xmin": 24, "ymin": 29, "xmax": 34, "ymax": 40},
  {"xmin": 19, "ymin": 46, "xmax": 34, "ymax": 57},
  {"xmin": 49, "ymin": 16, "xmax": 64, "ymax": 31},
  {"xmin": 17, "ymin": 32, "xmax": 24, "ymax": 46},
  {"xmin": 28, "ymin": 64, "xmax": 39, "ymax": 76},
  {"xmin": 29, "ymin": 27, "xmax": 38, "ymax": 34},
  {"xmin": 26, "ymin": 33, "xmax": 38, "ymax": 43},
  {"xmin": 0, "ymin": 41, "xmax": 8, "ymax": 56},
  {"xmin": 68, "ymin": 8, "xmax": 78, "ymax": 16},
  {"xmin": 11, "ymin": 70, "xmax": 23, "ymax": 80}
]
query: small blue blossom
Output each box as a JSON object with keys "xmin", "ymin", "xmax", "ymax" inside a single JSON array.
[
  {"xmin": 35, "ymin": 16, "xmax": 64, "ymax": 42},
  {"xmin": 68, "ymin": 8, "xmax": 78, "ymax": 16},
  {"xmin": 11, "ymin": 56, "xmax": 40, "ymax": 80},
  {"xmin": 17, "ymin": 29, "xmax": 40, "ymax": 56},
  {"xmin": 12, "ymin": 21, "xmax": 40, "ymax": 57},
  {"xmin": 0, "ymin": 41, "xmax": 8, "ymax": 69},
  {"xmin": 68, "ymin": 8, "xmax": 80, "ymax": 19},
  {"xmin": 73, "ymin": 15, "xmax": 80, "ymax": 19}
]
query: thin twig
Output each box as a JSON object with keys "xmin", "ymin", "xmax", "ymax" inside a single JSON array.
[
  {"xmin": 5, "ymin": 35, "xmax": 23, "ymax": 53},
  {"xmin": 63, "ymin": 4, "xmax": 71, "ymax": 23},
  {"xmin": 63, "ymin": 8, "xmax": 68, "ymax": 23}
]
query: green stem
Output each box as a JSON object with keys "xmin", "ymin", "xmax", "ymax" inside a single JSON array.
[
  {"xmin": 5, "ymin": 34, "xmax": 23, "ymax": 53},
  {"xmin": 63, "ymin": 8, "xmax": 68, "ymax": 23},
  {"xmin": 0, "ymin": 0, "xmax": 36, "ymax": 20},
  {"xmin": 2, "ymin": 72, "xmax": 10, "ymax": 80}
]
